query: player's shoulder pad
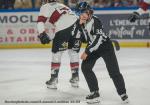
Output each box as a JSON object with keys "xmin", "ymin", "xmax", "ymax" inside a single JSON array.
[
  {"xmin": 41, "ymin": 3, "xmax": 55, "ymax": 9},
  {"xmin": 40, "ymin": 3, "xmax": 49, "ymax": 9}
]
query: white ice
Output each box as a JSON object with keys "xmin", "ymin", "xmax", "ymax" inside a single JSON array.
[{"xmin": 0, "ymin": 48, "xmax": 150, "ymax": 105}]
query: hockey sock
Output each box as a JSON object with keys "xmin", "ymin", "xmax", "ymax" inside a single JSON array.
[
  {"xmin": 70, "ymin": 62, "xmax": 79, "ymax": 77},
  {"xmin": 51, "ymin": 62, "xmax": 60, "ymax": 78}
]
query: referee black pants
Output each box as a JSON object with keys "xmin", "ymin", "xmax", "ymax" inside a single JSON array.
[{"xmin": 81, "ymin": 40, "xmax": 126, "ymax": 95}]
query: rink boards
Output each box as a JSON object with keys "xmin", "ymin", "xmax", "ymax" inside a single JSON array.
[
  {"xmin": 0, "ymin": 8, "xmax": 150, "ymax": 49},
  {"xmin": 0, "ymin": 41, "xmax": 149, "ymax": 49}
]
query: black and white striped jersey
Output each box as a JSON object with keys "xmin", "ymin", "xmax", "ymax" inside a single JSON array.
[{"xmin": 81, "ymin": 16, "xmax": 109, "ymax": 55}]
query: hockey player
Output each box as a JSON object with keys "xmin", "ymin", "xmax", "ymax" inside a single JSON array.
[
  {"xmin": 129, "ymin": 0, "xmax": 150, "ymax": 22},
  {"xmin": 37, "ymin": 0, "xmax": 80, "ymax": 89},
  {"xmin": 76, "ymin": 2, "xmax": 129, "ymax": 104}
]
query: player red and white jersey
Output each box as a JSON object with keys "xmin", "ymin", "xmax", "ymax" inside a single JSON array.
[
  {"xmin": 140, "ymin": 0, "xmax": 150, "ymax": 11},
  {"xmin": 37, "ymin": 2, "xmax": 78, "ymax": 34},
  {"xmin": 136, "ymin": 0, "xmax": 150, "ymax": 15}
]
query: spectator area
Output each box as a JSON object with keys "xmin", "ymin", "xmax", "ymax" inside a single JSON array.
[{"xmin": 0, "ymin": 0, "xmax": 142, "ymax": 10}]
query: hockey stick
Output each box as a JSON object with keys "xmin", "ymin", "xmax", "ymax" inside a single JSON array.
[{"xmin": 111, "ymin": 39, "xmax": 120, "ymax": 51}]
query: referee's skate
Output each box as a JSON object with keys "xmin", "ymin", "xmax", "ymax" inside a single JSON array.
[{"xmin": 86, "ymin": 91, "xmax": 100, "ymax": 104}]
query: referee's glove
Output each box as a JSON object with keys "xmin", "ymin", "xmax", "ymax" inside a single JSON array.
[
  {"xmin": 38, "ymin": 32, "xmax": 51, "ymax": 44},
  {"xmin": 129, "ymin": 12, "xmax": 140, "ymax": 22}
]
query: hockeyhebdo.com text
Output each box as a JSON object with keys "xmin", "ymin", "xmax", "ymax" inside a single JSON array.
[{"xmin": 5, "ymin": 100, "xmax": 80, "ymax": 104}]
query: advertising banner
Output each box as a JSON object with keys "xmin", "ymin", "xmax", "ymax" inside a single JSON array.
[
  {"xmin": 0, "ymin": 11, "xmax": 54, "ymax": 48},
  {"xmin": 0, "ymin": 10, "xmax": 150, "ymax": 48},
  {"xmin": 96, "ymin": 13, "xmax": 150, "ymax": 39},
  {"xmin": 0, "ymin": 12, "xmax": 38, "ymax": 44}
]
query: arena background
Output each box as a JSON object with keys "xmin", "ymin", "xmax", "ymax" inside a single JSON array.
[
  {"xmin": 0, "ymin": 7, "xmax": 150, "ymax": 49},
  {"xmin": 1, "ymin": 1, "xmax": 150, "ymax": 105}
]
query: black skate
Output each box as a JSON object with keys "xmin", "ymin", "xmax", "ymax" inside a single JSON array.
[
  {"xmin": 121, "ymin": 94, "xmax": 129, "ymax": 103},
  {"xmin": 69, "ymin": 75, "xmax": 79, "ymax": 88},
  {"xmin": 46, "ymin": 77, "xmax": 58, "ymax": 89},
  {"xmin": 86, "ymin": 91, "xmax": 100, "ymax": 104}
]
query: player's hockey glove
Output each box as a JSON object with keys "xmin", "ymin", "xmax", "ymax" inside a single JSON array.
[
  {"xmin": 38, "ymin": 32, "xmax": 51, "ymax": 44},
  {"xmin": 129, "ymin": 12, "xmax": 140, "ymax": 22}
]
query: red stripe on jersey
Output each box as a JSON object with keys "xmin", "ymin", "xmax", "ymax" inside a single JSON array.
[
  {"xmin": 49, "ymin": 10, "xmax": 62, "ymax": 24},
  {"xmin": 37, "ymin": 16, "xmax": 47, "ymax": 23},
  {"xmin": 140, "ymin": 1, "xmax": 150, "ymax": 11},
  {"xmin": 49, "ymin": 9, "xmax": 67, "ymax": 24}
]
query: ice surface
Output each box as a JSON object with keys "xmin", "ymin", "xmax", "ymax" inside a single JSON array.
[{"xmin": 0, "ymin": 48, "xmax": 150, "ymax": 105}]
